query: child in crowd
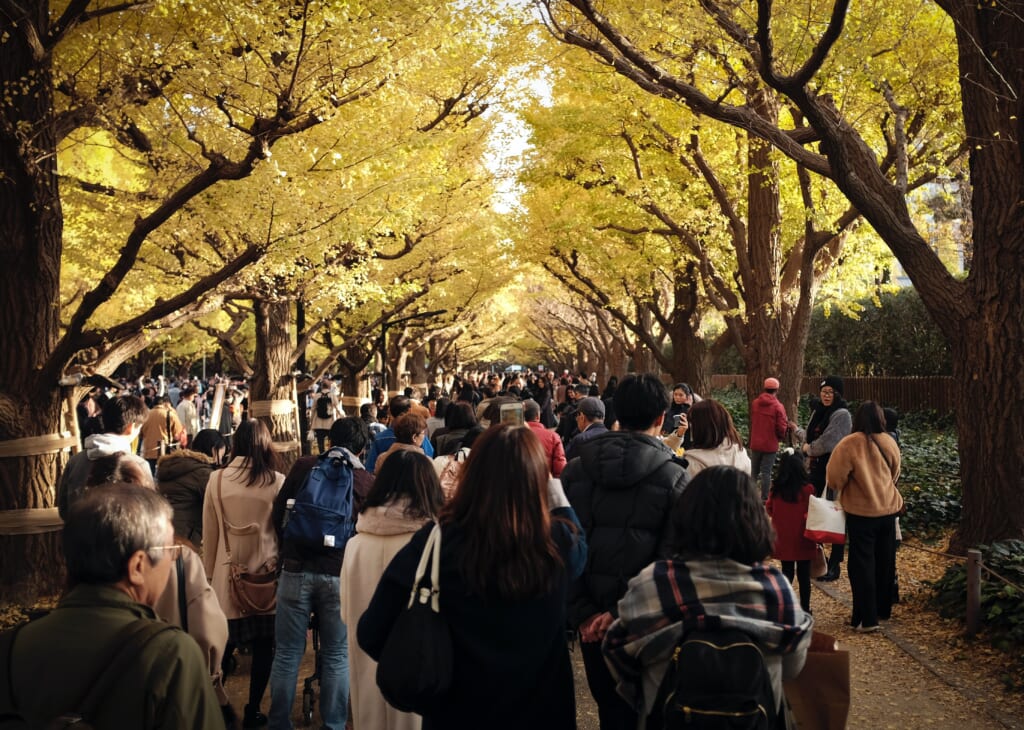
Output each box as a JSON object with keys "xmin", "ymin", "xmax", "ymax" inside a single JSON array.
[{"xmin": 766, "ymin": 450, "xmax": 818, "ymax": 612}]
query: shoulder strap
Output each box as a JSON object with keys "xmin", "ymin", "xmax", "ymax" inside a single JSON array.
[
  {"xmin": 176, "ymin": 552, "xmax": 189, "ymax": 634},
  {"xmin": 211, "ymin": 470, "xmax": 232, "ymax": 559},
  {"xmin": 77, "ymin": 620, "xmax": 178, "ymax": 721},
  {"xmin": 866, "ymin": 433, "xmax": 892, "ymax": 471}
]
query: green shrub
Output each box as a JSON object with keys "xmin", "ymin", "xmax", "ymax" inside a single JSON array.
[
  {"xmin": 927, "ymin": 539, "xmax": 1024, "ymax": 688},
  {"xmin": 711, "ymin": 386, "xmax": 750, "ymax": 440},
  {"xmin": 898, "ymin": 423, "xmax": 961, "ymax": 538}
]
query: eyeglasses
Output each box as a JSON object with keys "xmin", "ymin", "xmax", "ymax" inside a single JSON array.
[
  {"xmin": 820, "ymin": 388, "xmax": 835, "ymax": 396},
  {"xmin": 149, "ymin": 544, "xmax": 183, "ymax": 560}
]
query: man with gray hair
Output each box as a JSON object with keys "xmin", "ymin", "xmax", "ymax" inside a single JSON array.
[
  {"xmin": 0, "ymin": 485, "xmax": 224, "ymax": 729},
  {"xmin": 565, "ymin": 397, "xmax": 609, "ymax": 461}
]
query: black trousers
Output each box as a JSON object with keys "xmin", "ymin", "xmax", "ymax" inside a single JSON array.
[
  {"xmin": 846, "ymin": 513, "xmax": 898, "ymax": 628},
  {"xmin": 781, "ymin": 560, "xmax": 812, "ymax": 612},
  {"xmin": 580, "ymin": 638, "xmax": 637, "ymax": 730}
]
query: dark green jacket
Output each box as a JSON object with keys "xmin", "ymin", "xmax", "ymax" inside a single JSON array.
[{"xmin": 2, "ymin": 585, "xmax": 224, "ymax": 729}]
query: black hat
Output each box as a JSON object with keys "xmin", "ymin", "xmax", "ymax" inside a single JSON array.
[{"xmin": 820, "ymin": 375, "xmax": 844, "ymax": 396}]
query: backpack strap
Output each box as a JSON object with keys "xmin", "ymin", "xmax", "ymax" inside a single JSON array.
[
  {"xmin": 1, "ymin": 617, "xmax": 175, "ymax": 725},
  {"xmin": 0, "ymin": 622, "xmax": 27, "ymax": 722},
  {"xmin": 76, "ymin": 620, "xmax": 177, "ymax": 721}
]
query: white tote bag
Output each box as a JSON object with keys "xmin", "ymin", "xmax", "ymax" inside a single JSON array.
[{"xmin": 804, "ymin": 494, "xmax": 846, "ymax": 544}]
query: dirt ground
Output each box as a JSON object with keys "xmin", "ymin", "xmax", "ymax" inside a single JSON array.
[{"xmin": 224, "ymin": 541, "xmax": 1024, "ymax": 728}]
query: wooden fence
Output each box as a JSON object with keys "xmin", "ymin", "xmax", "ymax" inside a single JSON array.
[{"xmin": 710, "ymin": 375, "xmax": 956, "ymax": 415}]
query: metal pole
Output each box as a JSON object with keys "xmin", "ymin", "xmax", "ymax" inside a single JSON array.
[
  {"xmin": 380, "ymin": 321, "xmax": 388, "ymax": 396},
  {"xmin": 966, "ymin": 548, "xmax": 982, "ymax": 638},
  {"xmin": 202, "ymin": 353, "xmax": 207, "ymax": 382},
  {"xmin": 162, "ymin": 350, "xmax": 166, "ymax": 380}
]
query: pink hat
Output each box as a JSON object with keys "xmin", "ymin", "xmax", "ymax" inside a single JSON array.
[{"xmin": 763, "ymin": 377, "xmax": 780, "ymax": 390}]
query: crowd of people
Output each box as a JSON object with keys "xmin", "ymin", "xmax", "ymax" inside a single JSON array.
[{"xmin": 0, "ymin": 367, "xmax": 907, "ymax": 729}]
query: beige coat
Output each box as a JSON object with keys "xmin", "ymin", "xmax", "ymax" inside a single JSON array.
[
  {"xmin": 682, "ymin": 441, "xmax": 752, "ymax": 479},
  {"xmin": 202, "ymin": 458, "xmax": 284, "ymax": 619},
  {"xmin": 826, "ymin": 432, "xmax": 903, "ymax": 517},
  {"xmin": 340, "ymin": 500, "xmax": 430, "ymax": 730},
  {"xmin": 153, "ymin": 544, "xmax": 230, "ymax": 703}
]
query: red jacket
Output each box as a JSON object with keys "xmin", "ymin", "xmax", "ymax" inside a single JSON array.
[
  {"xmin": 527, "ymin": 420, "xmax": 567, "ymax": 477},
  {"xmin": 767, "ymin": 483, "xmax": 818, "ymax": 561},
  {"xmin": 749, "ymin": 392, "xmax": 788, "ymax": 452}
]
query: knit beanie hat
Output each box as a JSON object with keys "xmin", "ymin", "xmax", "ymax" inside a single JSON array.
[{"xmin": 820, "ymin": 375, "xmax": 844, "ymax": 396}]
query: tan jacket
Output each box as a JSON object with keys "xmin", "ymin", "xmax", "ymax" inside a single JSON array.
[
  {"xmin": 140, "ymin": 403, "xmax": 185, "ymax": 459},
  {"xmin": 340, "ymin": 501, "xmax": 429, "ymax": 730},
  {"xmin": 826, "ymin": 432, "xmax": 903, "ymax": 517},
  {"xmin": 153, "ymin": 544, "xmax": 229, "ymax": 703},
  {"xmin": 202, "ymin": 458, "xmax": 284, "ymax": 619}
]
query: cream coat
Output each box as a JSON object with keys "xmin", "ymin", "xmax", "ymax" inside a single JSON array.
[
  {"xmin": 340, "ymin": 500, "xmax": 430, "ymax": 730},
  {"xmin": 683, "ymin": 441, "xmax": 752, "ymax": 479},
  {"xmin": 202, "ymin": 458, "xmax": 284, "ymax": 619},
  {"xmin": 153, "ymin": 544, "xmax": 230, "ymax": 703}
]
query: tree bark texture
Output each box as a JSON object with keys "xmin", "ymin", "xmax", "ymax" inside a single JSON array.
[
  {"xmin": 251, "ymin": 300, "xmax": 299, "ymax": 470},
  {"xmin": 0, "ymin": 1, "xmax": 69, "ymax": 597}
]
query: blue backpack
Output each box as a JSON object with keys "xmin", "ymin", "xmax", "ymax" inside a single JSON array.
[{"xmin": 284, "ymin": 448, "xmax": 356, "ymax": 551}]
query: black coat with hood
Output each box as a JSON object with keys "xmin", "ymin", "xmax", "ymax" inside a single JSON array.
[
  {"xmin": 561, "ymin": 431, "xmax": 688, "ymax": 627},
  {"xmin": 156, "ymin": 449, "xmax": 216, "ymax": 547}
]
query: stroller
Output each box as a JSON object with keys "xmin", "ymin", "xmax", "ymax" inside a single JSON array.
[{"xmin": 301, "ymin": 611, "xmax": 322, "ymax": 726}]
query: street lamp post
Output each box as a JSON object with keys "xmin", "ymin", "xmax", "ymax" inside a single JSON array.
[{"xmin": 379, "ymin": 309, "xmax": 447, "ymax": 396}]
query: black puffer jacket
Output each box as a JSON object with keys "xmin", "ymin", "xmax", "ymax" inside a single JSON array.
[
  {"xmin": 156, "ymin": 449, "xmax": 215, "ymax": 548},
  {"xmin": 561, "ymin": 431, "xmax": 688, "ymax": 627}
]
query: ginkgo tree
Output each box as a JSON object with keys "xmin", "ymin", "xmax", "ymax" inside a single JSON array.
[
  {"xmin": 536, "ymin": 0, "xmax": 1018, "ymax": 551},
  {"xmin": 517, "ymin": 70, "xmax": 892, "ymax": 399},
  {"xmin": 526, "ymin": 6, "xmax": 961, "ymax": 410},
  {"xmin": 0, "ymin": 0, "xmax": 526, "ymax": 595}
]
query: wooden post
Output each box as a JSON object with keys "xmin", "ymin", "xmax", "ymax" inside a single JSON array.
[{"xmin": 966, "ymin": 548, "xmax": 982, "ymax": 638}]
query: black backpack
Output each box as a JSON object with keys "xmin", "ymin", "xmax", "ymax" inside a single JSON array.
[
  {"xmin": 315, "ymin": 393, "xmax": 332, "ymax": 419},
  {"xmin": 655, "ymin": 627, "xmax": 779, "ymax": 729}
]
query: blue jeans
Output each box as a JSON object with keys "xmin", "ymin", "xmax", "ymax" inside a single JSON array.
[
  {"xmin": 750, "ymin": 450, "xmax": 777, "ymax": 501},
  {"xmin": 269, "ymin": 570, "xmax": 348, "ymax": 730}
]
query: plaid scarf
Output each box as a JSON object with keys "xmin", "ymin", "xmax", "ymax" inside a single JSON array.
[{"xmin": 603, "ymin": 557, "xmax": 813, "ymax": 713}]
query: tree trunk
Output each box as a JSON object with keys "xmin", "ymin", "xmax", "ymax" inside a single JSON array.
[
  {"xmin": 251, "ymin": 300, "xmax": 299, "ymax": 471},
  {"xmin": 742, "ymin": 110, "xmax": 785, "ymax": 408},
  {"xmin": 409, "ymin": 347, "xmax": 428, "ymax": 390},
  {"xmin": 0, "ymin": 1, "xmax": 70, "ymax": 599}
]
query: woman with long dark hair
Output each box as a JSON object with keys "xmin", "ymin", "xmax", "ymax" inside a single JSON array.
[
  {"xmin": 792, "ymin": 375, "xmax": 852, "ymax": 581},
  {"xmin": 603, "ymin": 466, "xmax": 813, "ymax": 727},
  {"xmin": 342, "ymin": 450, "xmax": 444, "ymax": 730},
  {"xmin": 202, "ymin": 419, "xmax": 285, "ymax": 727},
  {"xmin": 826, "ymin": 401, "xmax": 902, "ymax": 633},
  {"xmin": 357, "ymin": 424, "xmax": 587, "ymax": 729}
]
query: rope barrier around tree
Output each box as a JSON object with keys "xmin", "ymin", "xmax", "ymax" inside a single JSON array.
[
  {"xmin": 0, "ymin": 508, "xmax": 62, "ymax": 536},
  {"xmin": 0, "ymin": 433, "xmax": 79, "ymax": 458}
]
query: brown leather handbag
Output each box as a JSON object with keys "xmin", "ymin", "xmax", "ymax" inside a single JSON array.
[{"xmin": 213, "ymin": 472, "xmax": 277, "ymax": 615}]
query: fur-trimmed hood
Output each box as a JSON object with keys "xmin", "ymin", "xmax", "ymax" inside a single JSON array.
[{"xmin": 355, "ymin": 498, "xmax": 432, "ymax": 537}]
